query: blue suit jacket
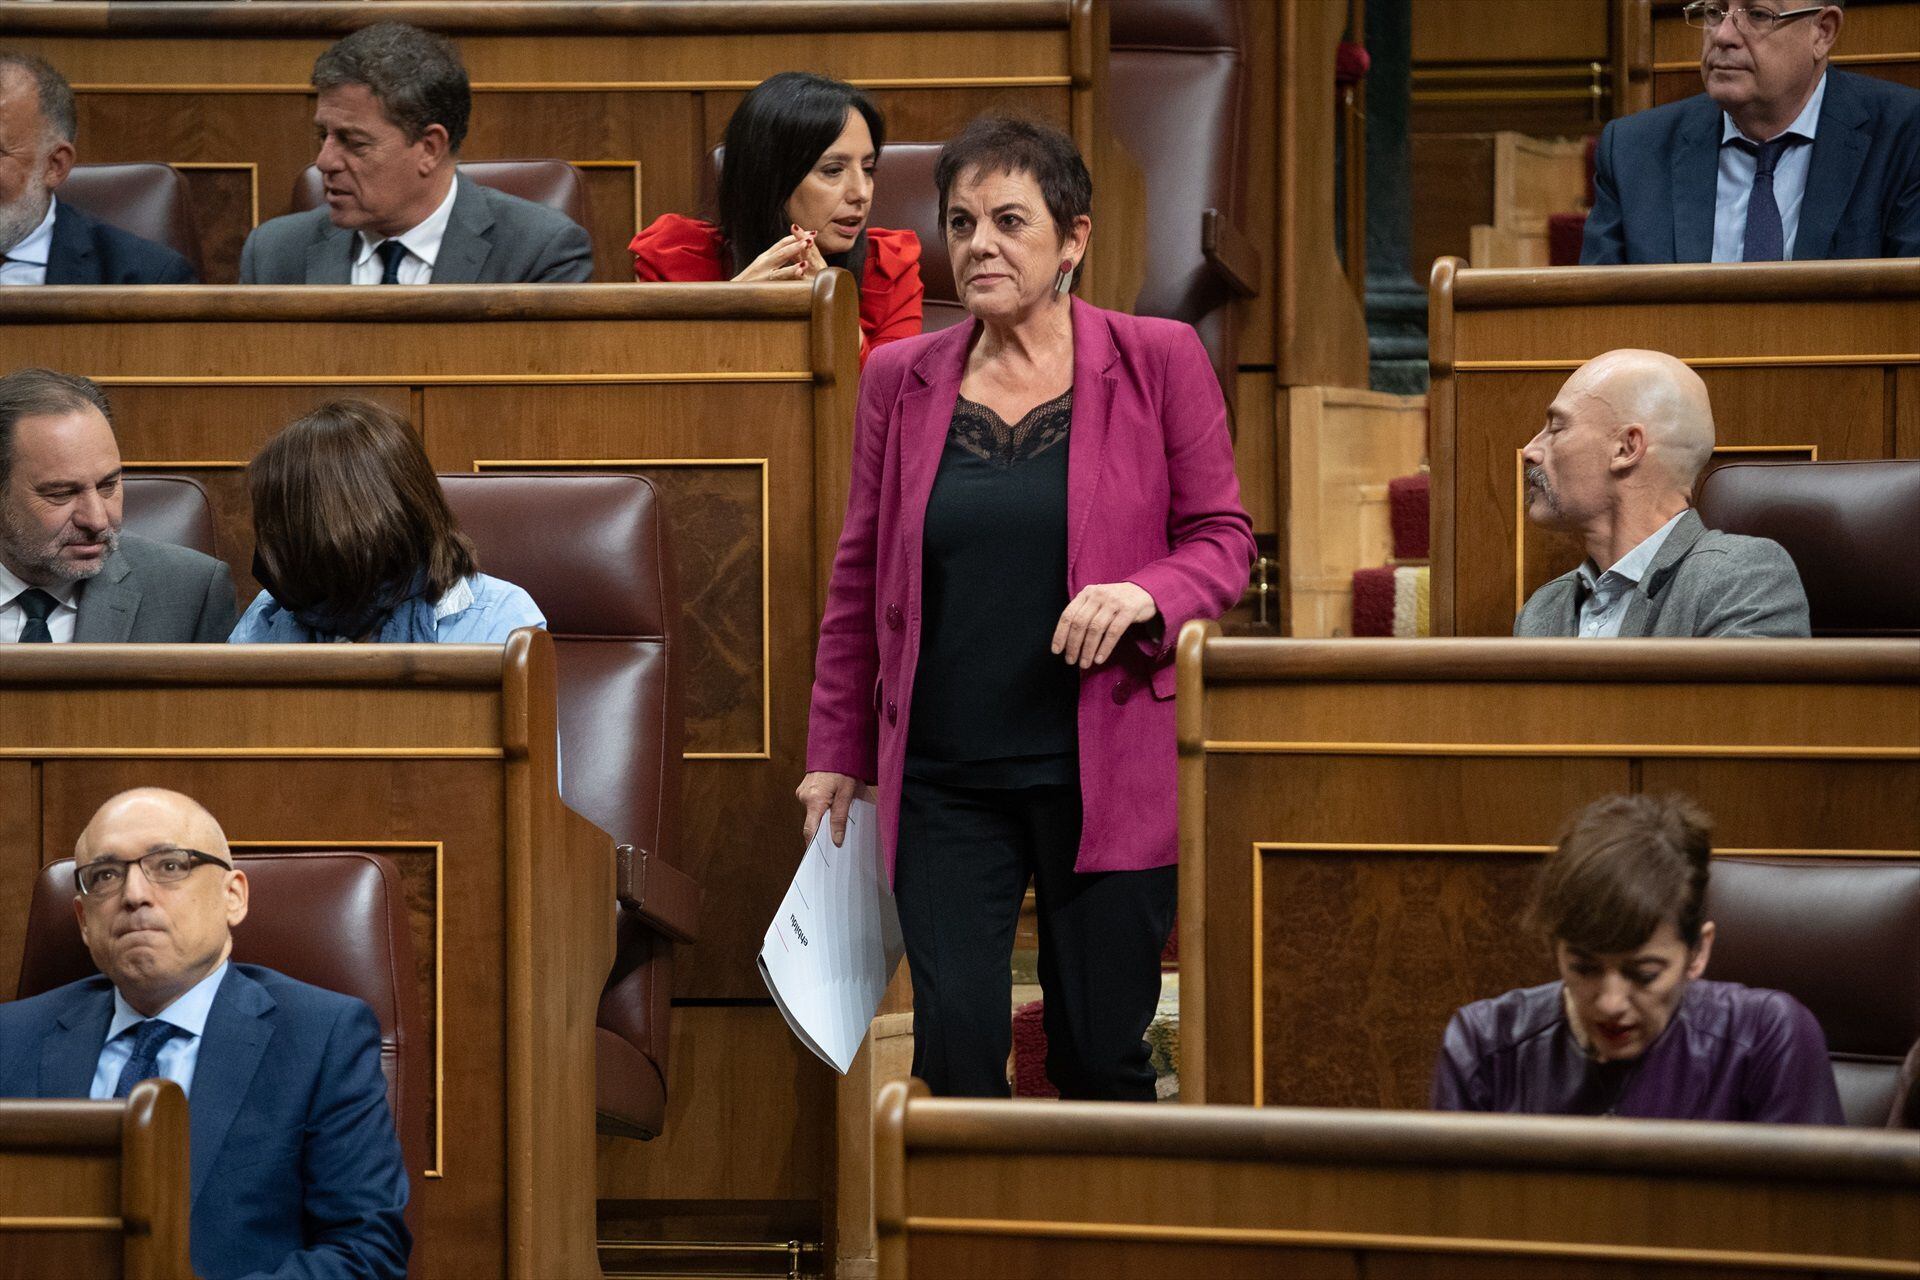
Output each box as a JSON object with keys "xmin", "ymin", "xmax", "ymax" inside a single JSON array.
[
  {"xmin": 0, "ymin": 964, "xmax": 409, "ymax": 1280},
  {"xmin": 46, "ymin": 199, "xmax": 199, "ymax": 284},
  {"xmin": 1582, "ymin": 68, "xmax": 1920, "ymax": 263}
]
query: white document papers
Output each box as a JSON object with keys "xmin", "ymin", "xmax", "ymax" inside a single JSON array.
[{"xmin": 757, "ymin": 798, "xmax": 904, "ymax": 1074}]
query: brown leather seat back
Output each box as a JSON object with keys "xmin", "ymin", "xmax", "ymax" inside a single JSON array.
[
  {"xmin": 17, "ymin": 852, "xmax": 428, "ymax": 1180},
  {"xmin": 1706, "ymin": 857, "xmax": 1920, "ymax": 1126},
  {"xmin": 1696, "ymin": 459, "xmax": 1920, "ymax": 637},
  {"xmin": 291, "ymin": 160, "xmax": 594, "ymax": 244},
  {"xmin": 1110, "ymin": 0, "xmax": 1249, "ymax": 378},
  {"xmin": 439, "ymin": 472, "xmax": 686, "ymax": 1139},
  {"xmin": 121, "ymin": 475, "xmax": 217, "ymax": 559},
  {"xmin": 59, "ymin": 163, "xmax": 205, "ymax": 279}
]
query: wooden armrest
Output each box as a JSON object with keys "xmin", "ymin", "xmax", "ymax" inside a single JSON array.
[
  {"xmin": 1202, "ymin": 208, "xmax": 1262, "ymax": 298},
  {"xmin": 614, "ymin": 844, "xmax": 701, "ymax": 943}
]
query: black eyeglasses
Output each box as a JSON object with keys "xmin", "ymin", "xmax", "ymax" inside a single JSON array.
[
  {"xmin": 74, "ymin": 848, "xmax": 234, "ymax": 897},
  {"xmin": 1683, "ymin": 2, "xmax": 1828, "ymax": 36}
]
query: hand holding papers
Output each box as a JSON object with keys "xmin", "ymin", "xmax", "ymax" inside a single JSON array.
[{"xmin": 758, "ymin": 797, "xmax": 904, "ymax": 1073}]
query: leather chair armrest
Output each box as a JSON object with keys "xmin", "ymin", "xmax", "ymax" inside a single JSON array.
[
  {"xmin": 614, "ymin": 845, "xmax": 702, "ymax": 943},
  {"xmin": 1202, "ymin": 208, "xmax": 1262, "ymax": 298}
]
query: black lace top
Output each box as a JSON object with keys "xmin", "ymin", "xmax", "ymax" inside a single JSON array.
[{"xmin": 906, "ymin": 389, "xmax": 1079, "ymax": 788}]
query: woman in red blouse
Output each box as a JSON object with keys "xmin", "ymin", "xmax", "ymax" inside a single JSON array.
[{"xmin": 631, "ymin": 72, "xmax": 923, "ymax": 364}]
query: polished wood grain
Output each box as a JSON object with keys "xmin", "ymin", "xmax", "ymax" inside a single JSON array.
[
  {"xmin": 1428, "ymin": 258, "xmax": 1920, "ymax": 635},
  {"xmin": 1410, "ymin": 0, "xmax": 1611, "ymax": 135},
  {"xmin": 875, "ymin": 1082, "xmax": 1920, "ymax": 1280},
  {"xmin": 1177, "ymin": 626, "xmax": 1920, "ymax": 1111},
  {"xmin": 0, "ymin": 635, "xmax": 609, "ymax": 1279}
]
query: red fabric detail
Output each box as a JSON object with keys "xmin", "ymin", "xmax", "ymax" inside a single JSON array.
[
  {"xmin": 1351, "ymin": 566, "xmax": 1396, "ymax": 636},
  {"xmin": 1011, "ymin": 999, "xmax": 1057, "ymax": 1098},
  {"xmin": 1388, "ymin": 473, "xmax": 1430, "ymax": 561},
  {"xmin": 628, "ymin": 213, "xmax": 729, "ymax": 282},
  {"xmin": 1335, "ymin": 41, "xmax": 1371, "ymax": 85},
  {"xmin": 1548, "ymin": 212, "xmax": 1588, "ymax": 266}
]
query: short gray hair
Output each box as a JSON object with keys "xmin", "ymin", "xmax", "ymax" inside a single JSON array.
[
  {"xmin": 0, "ymin": 50, "xmax": 77, "ymax": 145},
  {"xmin": 0, "ymin": 368, "xmax": 113, "ymax": 491},
  {"xmin": 311, "ymin": 23, "xmax": 470, "ymax": 153}
]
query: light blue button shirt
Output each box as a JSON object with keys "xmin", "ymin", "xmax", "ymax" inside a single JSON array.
[
  {"xmin": 1574, "ymin": 510, "xmax": 1689, "ymax": 639},
  {"xmin": 1713, "ymin": 72, "xmax": 1825, "ymax": 262},
  {"xmin": 89, "ymin": 961, "xmax": 230, "ymax": 1099},
  {"xmin": 228, "ymin": 573, "xmax": 545, "ymax": 643}
]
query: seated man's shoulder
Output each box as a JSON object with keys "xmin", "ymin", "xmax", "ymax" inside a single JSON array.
[
  {"xmin": 0, "ymin": 973, "xmax": 114, "ymax": 1028},
  {"xmin": 241, "ymin": 206, "xmax": 333, "ymax": 262},
  {"xmin": 232, "ymin": 962, "xmax": 376, "ymax": 1029},
  {"xmin": 70, "ymin": 208, "xmax": 197, "ymax": 283},
  {"xmin": 1683, "ymin": 525, "xmax": 1798, "ymax": 572},
  {"xmin": 113, "ymin": 533, "xmax": 226, "ymax": 580},
  {"xmin": 1605, "ymin": 91, "xmax": 1715, "ymax": 147}
]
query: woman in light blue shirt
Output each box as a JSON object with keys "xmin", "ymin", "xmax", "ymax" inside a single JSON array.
[{"xmin": 229, "ymin": 398, "xmax": 543, "ymax": 644}]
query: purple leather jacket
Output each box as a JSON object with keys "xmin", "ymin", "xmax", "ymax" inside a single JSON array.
[{"xmin": 1431, "ymin": 979, "xmax": 1845, "ymax": 1123}]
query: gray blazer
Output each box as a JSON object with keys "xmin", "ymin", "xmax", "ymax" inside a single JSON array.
[
  {"xmin": 1514, "ymin": 510, "xmax": 1810, "ymax": 638},
  {"xmin": 71, "ymin": 534, "xmax": 238, "ymax": 642},
  {"xmin": 239, "ymin": 173, "xmax": 593, "ymax": 284}
]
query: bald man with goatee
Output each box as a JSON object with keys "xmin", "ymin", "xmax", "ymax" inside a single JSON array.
[{"xmin": 1515, "ymin": 349, "xmax": 1809, "ymax": 638}]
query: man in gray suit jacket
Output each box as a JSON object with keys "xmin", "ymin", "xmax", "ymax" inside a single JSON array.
[
  {"xmin": 1514, "ymin": 349, "xmax": 1809, "ymax": 639},
  {"xmin": 238, "ymin": 23, "xmax": 590, "ymax": 286},
  {"xmin": 0, "ymin": 369, "xmax": 235, "ymax": 645}
]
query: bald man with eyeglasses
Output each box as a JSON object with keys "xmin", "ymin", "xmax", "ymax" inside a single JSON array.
[
  {"xmin": 0, "ymin": 788, "xmax": 409, "ymax": 1280},
  {"xmin": 1582, "ymin": 0, "xmax": 1920, "ymax": 263}
]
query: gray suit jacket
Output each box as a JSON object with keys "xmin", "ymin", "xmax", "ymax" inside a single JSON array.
[
  {"xmin": 1514, "ymin": 510, "xmax": 1810, "ymax": 638},
  {"xmin": 70, "ymin": 534, "xmax": 238, "ymax": 642},
  {"xmin": 238, "ymin": 173, "xmax": 593, "ymax": 284}
]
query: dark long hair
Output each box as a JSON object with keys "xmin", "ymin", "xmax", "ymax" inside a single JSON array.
[
  {"xmin": 248, "ymin": 398, "xmax": 476, "ymax": 626},
  {"xmin": 718, "ymin": 71, "xmax": 885, "ymax": 280}
]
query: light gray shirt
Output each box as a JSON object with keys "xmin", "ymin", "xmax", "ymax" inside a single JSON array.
[
  {"xmin": 1573, "ymin": 510, "xmax": 1688, "ymax": 638},
  {"xmin": 1713, "ymin": 73, "xmax": 1825, "ymax": 261}
]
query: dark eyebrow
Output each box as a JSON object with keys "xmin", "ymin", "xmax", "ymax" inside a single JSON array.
[{"xmin": 989, "ymin": 202, "xmax": 1031, "ymax": 218}]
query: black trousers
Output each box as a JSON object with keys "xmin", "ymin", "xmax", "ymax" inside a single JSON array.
[{"xmin": 894, "ymin": 774, "xmax": 1177, "ymax": 1099}]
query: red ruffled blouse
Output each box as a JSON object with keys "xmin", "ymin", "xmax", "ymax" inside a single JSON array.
[{"xmin": 630, "ymin": 213, "xmax": 924, "ymax": 365}]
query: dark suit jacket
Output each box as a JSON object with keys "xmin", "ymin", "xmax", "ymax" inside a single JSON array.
[
  {"xmin": 1582, "ymin": 68, "xmax": 1920, "ymax": 263},
  {"xmin": 239, "ymin": 173, "xmax": 593, "ymax": 283},
  {"xmin": 45, "ymin": 199, "xmax": 199, "ymax": 284},
  {"xmin": 0, "ymin": 964, "xmax": 410, "ymax": 1280},
  {"xmin": 67, "ymin": 533, "xmax": 237, "ymax": 643}
]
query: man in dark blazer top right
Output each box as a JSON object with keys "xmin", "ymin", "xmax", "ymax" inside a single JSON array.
[{"xmin": 1583, "ymin": 0, "xmax": 1920, "ymax": 263}]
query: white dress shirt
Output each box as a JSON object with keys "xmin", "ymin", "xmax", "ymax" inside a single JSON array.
[
  {"xmin": 89, "ymin": 961, "xmax": 230, "ymax": 1100},
  {"xmin": 1713, "ymin": 72, "xmax": 1825, "ymax": 262},
  {"xmin": 1573, "ymin": 509, "xmax": 1689, "ymax": 639},
  {"xmin": 350, "ymin": 178, "xmax": 458, "ymax": 285},
  {"xmin": 0, "ymin": 558, "xmax": 80, "ymax": 642},
  {"xmin": 0, "ymin": 197, "xmax": 57, "ymax": 286}
]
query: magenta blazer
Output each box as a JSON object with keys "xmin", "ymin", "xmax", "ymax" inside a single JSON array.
[{"xmin": 806, "ymin": 298, "xmax": 1255, "ymax": 882}]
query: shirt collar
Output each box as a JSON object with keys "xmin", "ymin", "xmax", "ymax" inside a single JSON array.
[
  {"xmin": 1577, "ymin": 508, "xmax": 1689, "ymax": 592},
  {"xmin": 107, "ymin": 959, "xmax": 230, "ymax": 1042},
  {"xmin": 433, "ymin": 575, "xmax": 475, "ymax": 622},
  {"xmin": 1721, "ymin": 68, "xmax": 1826, "ymax": 147},
  {"xmin": 2, "ymin": 197, "xmax": 58, "ymax": 266},
  {"xmin": 0, "ymin": 556, "xmax": 80, "ymax": 611},
  {"xmin": 354, "ymin": 175, "xmax": 459, "ymax": 270}
]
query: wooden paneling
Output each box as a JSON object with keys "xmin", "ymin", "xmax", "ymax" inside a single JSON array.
[
  {"xmin": 0, "ymin": 637, "xmax": 609, "ymax": 1279},
  {"xmin": 1427, "ymin": 258, "xmax": 1920, "ymax": 636},
  {"xmin": 1176, "ymin": 629, "xmax": 1920, "ymax": 1111},
  {"xmin": 1411, "ymin": 0, "xmax": 1612, "ymax": 135},
  {"xmin": 1651, "ymin": 0, "xmax": 1920, "ymax": 104}
]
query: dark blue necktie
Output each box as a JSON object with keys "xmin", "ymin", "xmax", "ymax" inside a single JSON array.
[
  {"xmin": 112, "ymin": 1018, "xmax": 183, "ymax": 1098},
  {"xmin": 13, "ymin": 588, "xmax": 56, "ymax": 643},
  {"xmin": 1738, "ymin": 135, "xmax": 1802, "ymax": 262},
  {"xmin": 376, "ymin": 239, "xmax": 407, "ymax": 284}
]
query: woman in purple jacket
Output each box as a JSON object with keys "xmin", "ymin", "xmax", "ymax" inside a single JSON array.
[
  {"xmin": 797, "ymin": 116, "xmax": 1254, "ymax": 1099},
  {"xmin": 1432, "ymin": 793, "xmax": 1844, "ymax": 1123}
]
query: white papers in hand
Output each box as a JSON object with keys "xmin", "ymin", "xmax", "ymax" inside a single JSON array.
[{"xmin": 757, "ymin": 797, "xmax": 904, "ymax": 1074}]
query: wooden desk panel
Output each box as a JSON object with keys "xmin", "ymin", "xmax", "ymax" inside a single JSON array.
[
  {"xmin": 1175, "ymin": 629, "xmax": 1920, "ymax": 1110},
  {"xmin": 1428, "ymin": 259, "xmax": 1920, "ymax": 636}
]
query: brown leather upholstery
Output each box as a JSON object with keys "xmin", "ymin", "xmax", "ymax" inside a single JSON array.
[
  {"xmin": 1892, "ymin": 1039, "xmax": 1920, "ymax": 1130},
  {"xmin": 1696, "ymin": 459, "xmax": 1920, "ymax": 637},
  {"xmin": 59, "ymin": 163, "xmax": 205, "ymax": 279},
  {"xmin": 15, "ymin": 852, "xmax": 428, "ymax": 1189},
  {"xmin": 439, "ymin": 472, "xmax": 691, "ymax": 1140},
  {"xmin": 1110, "ymin": 0, "xmax": 1254, "ymax": 389},
  {"xmin": 121, "ymin": 475, "xmax": 217, "ymax": 559},
  {"xmin": 1706, "ymin": 857, "xmax": 1920, "ymax": 1126},
  {"xmin": 291, "ymin": 160, "xmax": 594, "ymax": 244}
]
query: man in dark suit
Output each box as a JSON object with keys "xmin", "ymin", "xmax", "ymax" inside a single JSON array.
[
  {"xmin": 0, "ymin": 788, "xmax": 410, "ymax": 1280},
  {"xmin": 1582, "ymin": 1, "xmax": 1920, "ymax": 263},
  {"xmin": 0, "ymin": 368, "xmax": 235, "ymax": 643},
  {"xmin": 240, "ymin": 23, "xmax": 591, "ymax": 284},
  {"xmin": 0, "ymin": 52, "xmax": 198, "ymax": 285}
]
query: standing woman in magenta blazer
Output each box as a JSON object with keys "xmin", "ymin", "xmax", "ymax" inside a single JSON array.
[
  {"xmin": 799, "ymin": 117, "xmax": 1254, "ymax": 1099},
  {"xmin": 629, "ymin": 71, "xmax": 923, "ymax": 366}
]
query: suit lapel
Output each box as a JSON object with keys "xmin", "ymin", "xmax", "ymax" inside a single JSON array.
[
  {"xmin": 188, "ymin": 968, "xmax": 275, "ymax": 1208},
  {"xmin": 39, "ymin": 982, "xmax": 114, "ymax": 1096},
  {"xmin": 44, "ymin": 202, "xmax": 92, "ymax": 286},
  {"xmin": 1623, "ymin": 510, "xmax": 1706, "ymax": 636},
  {"xmin": 73, "ymin": 548, "xmax": 137, "ymax": 642},
  {"xmin": 304, "ymin": 223, "xmax": 356, "ymax": 285},
  {"xmin": 432, "ymin": 176, "xmax": 492, "ymax": 284},
  {"xmin": 1065, "ymin": 298, "xmax": 1118, "ymax": 576},
  {"xmin": 1671, "ymin": 101, "xmax": 1721, "ymax": 263},
  {"xmin": 1795, "ymin": 72, "xmax": 1869, "ymax": 261}
]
